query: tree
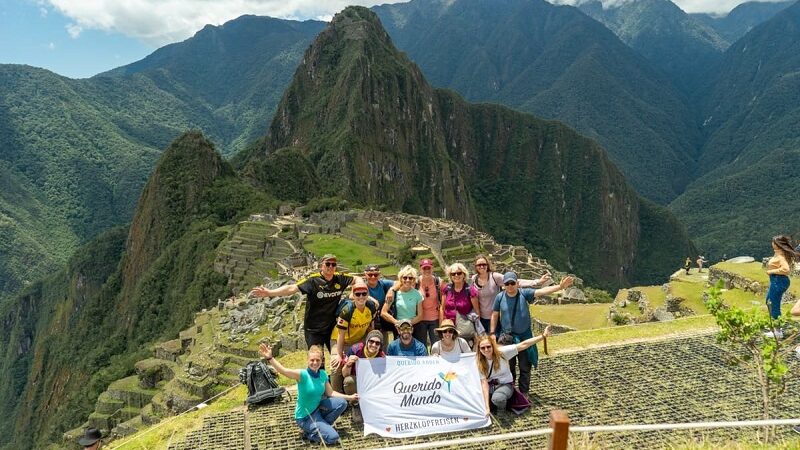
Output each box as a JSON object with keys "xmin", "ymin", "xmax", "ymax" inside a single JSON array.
[{"xmin": 704, "ymin": 281, "xmax": 799, "ymax": 441}]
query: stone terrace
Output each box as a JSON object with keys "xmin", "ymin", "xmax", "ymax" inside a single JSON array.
[{"xmin": 165, "ymin": 334, "xmax": 800, "ymax": 449}]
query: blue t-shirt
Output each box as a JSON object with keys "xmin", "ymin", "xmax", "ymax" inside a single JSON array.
[
  {"xmin": 394, "ymin": 289, "xmax": 423, "ymax": 321},
  {"xmin": 368, "ymin": 279, "xmax": 394, "ymax": 310},
  {"xmin": 492, "ymin": 288, "xmax": 536, "ymax": 335},
  {"xmin": 295, "ymin": 369, "xmax": 328, "ymax": 420},
  {"xmin": 386, "ymin": 338, "xmax": 428, "ymax": 356}
]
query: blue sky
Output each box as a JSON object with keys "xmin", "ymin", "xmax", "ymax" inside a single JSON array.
[{"xmin": 0, "ymin": 0, "xmax": 786, "ymax": 79}]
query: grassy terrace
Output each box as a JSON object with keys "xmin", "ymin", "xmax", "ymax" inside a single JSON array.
[
  {"xmin": 531, "ymin": 304, "xmax": 611, "ymax": 330},
  {"xmin": 114, "ymin": 333, "xmax": 800, "ymax": 450},
  {"xmin": 303, "ymin": 233, "xmax": 396, "ymax": 274}
]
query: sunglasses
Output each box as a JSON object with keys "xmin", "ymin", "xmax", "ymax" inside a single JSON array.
[
  {"xmin": 354, "ymin": 292, "xmax": 368, "ymax": 297},
  {"xmin": 450, "ymin": 272, "xmax": 464, "ymax": 277},
  {"xmin": 475, "ymin": 263, "xmax": 488, "ymax": 268},
  {"xmin": 324, "ymin": 262, "xmax": 337, "ymax": 267},
  {"xmin": 504, "ymin": 281, "xmax": 516, "ymax": 286},
  {"xmin": 402, "ymin": 276, "xmax": 415, "ymax": 281},
  {"xmin": 365, "ymin": 272, "xmax": 380, "ymax": 278},
  {"xmin": 367, "ymin": 339, "xmax": 382, "ymax": 345},
  {"xmin": 421, "ymin": 266, "xmax": 432, "ymax": 270},
  {"xmin": 442, "ymin": 329, "xmax": 455, "ymax": 334}
]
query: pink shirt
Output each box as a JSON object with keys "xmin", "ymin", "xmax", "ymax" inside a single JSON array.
[
  {"xmin": 418, "ymin": 276, "xmax": 440, "ymax": 321},
  {"xmin": 442, "ymin": 283, "xmax": 479, "ymax": 320}
]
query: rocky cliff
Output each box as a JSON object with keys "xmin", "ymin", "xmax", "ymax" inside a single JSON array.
[{"xmin": 240, "ymin": 7, "xmax": 695, "ymax": 288}]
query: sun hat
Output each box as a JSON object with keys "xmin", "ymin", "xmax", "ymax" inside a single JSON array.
[
  {"xmin": 434, "ymin": 319, "xmax": 458, "ymax": 337},
  {"xmin": 78, "ymin": 428, "xmax": 102, "ymax": 446}
]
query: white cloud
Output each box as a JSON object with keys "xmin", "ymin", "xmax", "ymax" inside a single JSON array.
[
  {"xmin": 45, "ymin": 0, "xmax": 409, "ymax": 47},
  {"xmin": 48, "ymin": 42, "xmax": 55, "ymax": 50},
  {"xmin": 65, "ymin": 22, "xmax": 82, "ymax": 38}
]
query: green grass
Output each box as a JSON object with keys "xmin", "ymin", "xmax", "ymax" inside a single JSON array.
[
  {"xmin": 530, "ymin": 304, "xmax": 611, "ymax": 330},
  {"xmin": 715, "ymin": 262, "xmax": 800, "ymax": 298},
  {"xmin": 303, "ymin": 234, "xmax": 392, "ymax": 271},
  {"xmin": 546, "ymin": 315, "xmax": 717, "ymax": 354}
]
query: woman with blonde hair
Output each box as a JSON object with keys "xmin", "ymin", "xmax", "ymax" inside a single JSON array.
[
  {"xmin": 259, "ymin": 344, "xmax": 357, "ymax": 444},
  {"xmin": 381, "ymin": 265, "xmax": 424, "ymax": 338},
  {"xmin": 476, "ymin": 327, "xmax": 550, "ymax": 415},
  {"xmin": 472, "ymin": 254, "xmax": 548, "ymax": 334}
]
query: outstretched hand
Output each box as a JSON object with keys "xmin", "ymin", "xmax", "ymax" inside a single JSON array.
[
  {"xmin": 250, "ymin": 286, "xmax": 271, "ymax": 298},
  {"xmin": 259, "ymin": 342, "xmax": 273, "ymax": 360},
  {"xmin": 538, "ymin": 272, "xmax": 552, "ymax": 285},
  {"xmin": 559, "ymin": 276, "xmax": 574, "ymax": 290}
]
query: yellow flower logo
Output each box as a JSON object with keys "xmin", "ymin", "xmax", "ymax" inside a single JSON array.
[{"xmin": 438, "ymin": 371, "xmax": 458, "ymax": 392}]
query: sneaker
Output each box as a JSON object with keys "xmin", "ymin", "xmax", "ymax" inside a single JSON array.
[
  {"xmin": 764, "ymin": 329, "xmax": 784, "ymax": 339},
  {"xmin": 352, "ymin": 405, "xmax": 363, "ymax": 425}
]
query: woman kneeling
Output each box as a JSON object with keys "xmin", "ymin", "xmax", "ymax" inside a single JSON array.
[
  {"xmin": 260, "ymin": 343, "xmax": 357, "ymax": 444},
  {"xmin": 476, "ymin": 327, "xmax": 550, "ymax": 414}
]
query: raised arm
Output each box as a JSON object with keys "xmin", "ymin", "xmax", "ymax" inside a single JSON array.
[
  {"xmin": 518, "ymin": 271, "xmax": 551, "ymax": 288},
  {"xmin": 533, "ymin": 276, "xmax": 574, "ymax": 298},
  {"xmin": 516, "ymin": 326, "xmax": 551, "ymax": 352},
  {"xmin": 250, "ymin": 283, "xmax": 299, "ymax": 298},
  {"xmin": 259, "ymin": 343, "xmax": 301, "ymax": 381}
]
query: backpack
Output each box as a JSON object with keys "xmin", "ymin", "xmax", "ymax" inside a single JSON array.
[{"xmin": 239, "ymin": 361, "xmax": 286, "ymax": 406}]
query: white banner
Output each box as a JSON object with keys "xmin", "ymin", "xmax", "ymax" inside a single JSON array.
[{"xmin": 357, "ymin": 354, "xmax": 491, "ymax": 438}]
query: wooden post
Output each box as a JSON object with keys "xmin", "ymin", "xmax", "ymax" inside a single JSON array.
[{"xmin": 548, "ymin": 409, "xmax": 570, "ymax": 450}]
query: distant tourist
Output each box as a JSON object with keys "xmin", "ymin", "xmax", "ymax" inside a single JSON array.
[
  {"xmin": 721, "ymin": 254, "xmax": 727, "ymax": 263},
  {"xmin": 441, "ymin": 263, "xmax": 481, "ymax": 340},
  {"xmin": 490, "ymin": 271, "xmax": 573, "ymax": 396},
  {"xmin": 329, "ymin": 279, "xmax": 379, "ymax": 393},
  {"xmin": 430, "ymin": 319, "xmax": 471, "ymax": 361},
  {"xmin": 78, "ymin": 428, "xmax": 103, "ymax": 449},
  {"xmin": 259, "ymin": 343, "xmax": 357, "ymax": 444},
  {"xmin": 684, "ymin": 257, "xmax": 692, "ymax": 275},
  {"xmin": 696, "ymin": 256, "xmax": 706, "ymax": 272},
  {"xmin": 476, "ymin": 327, "xmax": 551, "ymax": 415},
  {"xmin": 341, "ymin": 330, "xmax": 385, "ymax": 424},
  {"xmin": 249, "ymin": 254, "xmax": 356, "ymax": 356},
  {"xmin": 363, "ymin": 264, "xmax": 395, "ymax": 341},
  {"xmin": 472, "ymin": 254, "xmax": 548, "ymax": 335},
  {"xmin": 381, "ymin": 266, "xmax": 424, "ymax": 340},
  {"xmin": 764, "ymin": 235, "xmax": 799, "ymax": 338},
  {"xmin": 386, "ymin": 319, "xmax": 428, "ymax": 356}
]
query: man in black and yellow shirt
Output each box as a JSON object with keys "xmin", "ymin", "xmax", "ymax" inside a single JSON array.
[{"xmin": 250, "ymin": 254, "xmax": 356, "ymax": 351}]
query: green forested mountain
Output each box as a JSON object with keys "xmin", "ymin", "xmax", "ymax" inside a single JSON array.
[
  {"xmin": 670, "ymin": 1, "xmax": 800, "ymax": 257},
  {"xmin": 0, "ymin": 18, "xmax": 321, "ymax": 306},
  {"xmin": 692, "ymin": 0, "xmax": 794, "ymax": 43},
  {"xmin": 0, "ymin": 132, "xmax": 275, "ymax": 450},
  {"xmin": 576, "ymin": 0, "xmax": 726, "ymax": 95},
  {"xmin": 373, "ymin": 0, "xmax": 701, "ymax": 204},
  {"xmin": 240, "ymin": 6, "xmax": 695, "ymax": 287}
]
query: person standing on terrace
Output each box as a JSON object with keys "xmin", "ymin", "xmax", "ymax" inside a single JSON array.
[
  {"xmin": 250, "ymin": 254, "xmax": 357, "ymax": 354},
  {"xmin": 363, "ymin": 263, "xmax": 395, "ymax": 341},
  {"xmin": 490, "ymin": 271, "xmax": 573, "ymax": 396},
  {"xmin": 764, "ymin": 235, "xmax": 799, "ymax": 338},
  {"xmin": 472, "ymin": 254, "xmax": 549, "ymax": 335}
]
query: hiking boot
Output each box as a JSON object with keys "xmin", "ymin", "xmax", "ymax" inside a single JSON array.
[{"xmin": 352, "ymin": 405, "xmax": 363, "ymax": 425}]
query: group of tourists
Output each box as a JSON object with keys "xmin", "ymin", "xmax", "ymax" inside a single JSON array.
[{"xmin": 250, "ymin": 253, "xmax": 573, "ymax": 444}]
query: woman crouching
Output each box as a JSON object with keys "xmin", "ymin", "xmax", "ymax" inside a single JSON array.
[
  {"xmin": 476, "ymin": 326, "xmax": 551, "ymax": 415},
  {"xmin": 259, "ymin": 343, "xmax": 357, "ymax": 444}
]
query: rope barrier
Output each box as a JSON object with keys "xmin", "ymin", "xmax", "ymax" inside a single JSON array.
[{"xmin": 375, "ymin": 418, "xmax": 800, "ymax": 450}]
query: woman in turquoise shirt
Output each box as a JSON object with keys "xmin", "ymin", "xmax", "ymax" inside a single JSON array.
[
  {"xmin": 259, "ymin": 343, "xmax": 357, "ymax": 444},
  {"xmin": 381, "ymin": 265, "xmax": 424, "ymax": 333}
]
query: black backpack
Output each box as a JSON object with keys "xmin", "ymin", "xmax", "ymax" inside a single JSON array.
[{"xmin": 239, "ymin": 361, "xmax": 286, "ymax": 406}]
